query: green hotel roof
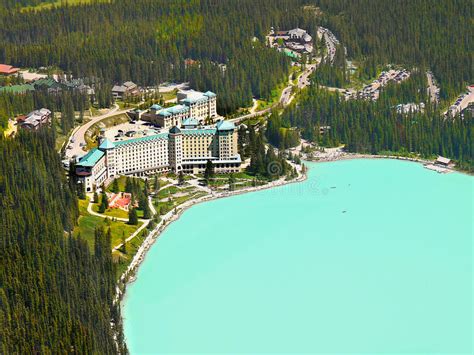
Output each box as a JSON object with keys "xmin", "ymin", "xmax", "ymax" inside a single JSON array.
[
  {"xmin": 283, "ymin": 49, "xmax": 299, "ymax": 59},
  {"xmin": 76, "ymin": 148, "xmax": 104, "ymax": 167},
  {"xmin": 99, "ymin": 138, "xmax": 115, "ymax": 149},
  {"xmin": 216, "ymin": 120, "xmax": 235, "ymax": 131},
  {"xmin": 182, "ymin": 117, "xmax": 199, "ymax": 126},
  {"xmin": 181, "ymin": 96, "xmax": 208, "ymax": 104},
  {"xmin": 114, "ymin": 133, "xmax": 169, "ymax": 147},
  {"xmin": 33, "ymin": 78, "xmax": 62, "ymax": 88},
  {"xmin": 204, "ymin": 91, "xmax": 216, "ymax": 97},
  {"xmin": 182, "ymin": 128, "xmax": 216, "ymax": 135},
  {"xmin": 159, "ymin": 105, "xmax": 189, "ymax": 116}
]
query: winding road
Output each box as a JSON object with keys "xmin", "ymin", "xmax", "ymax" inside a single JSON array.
[
  {"xmin": 65, "ymin": 61, "xmax": 318, "ymax": 158},
  {"xmin": 65, "ymin": 104, "xmax": 129, "ymax": 159},
  {"xmin": 229, "ymin": 62, "xmax": 317, "ymax": 123}
]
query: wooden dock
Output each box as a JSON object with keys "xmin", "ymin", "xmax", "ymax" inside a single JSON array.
[{"xmin": 424, "ymin": 164, "xmax": 452, "ymax": 174}]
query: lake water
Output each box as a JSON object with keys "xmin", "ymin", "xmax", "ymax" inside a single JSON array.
[{"xmin": 123, "ymin": 159, "xmax": 473, "ymax": 354}]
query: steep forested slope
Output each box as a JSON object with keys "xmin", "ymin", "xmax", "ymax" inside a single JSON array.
[
  {"xmin": 0, "ymin": 130, "xmax": 126, "ymax": 353},
  {"xmin": 281, "ymin": 84, "xmax": 473, "ymax": 171},
  {"xmin": 0, "ymin": 0, "xmax": 304, "ymax": 114},
  {"xmin": 314, "ymin": 0, "xmax": 473, "ymax": 100}
]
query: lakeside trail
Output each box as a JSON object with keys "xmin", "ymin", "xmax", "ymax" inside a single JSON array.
[{"xmin": 308, "ymin": 152, "xmax": 432, "ymax": 165}]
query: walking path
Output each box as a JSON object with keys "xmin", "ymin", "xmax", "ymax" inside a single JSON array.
[{"xmin": 85, "ymin": 196, "xmax": 156, "ymax": 251}]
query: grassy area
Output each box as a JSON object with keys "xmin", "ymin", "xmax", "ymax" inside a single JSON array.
[
  {"xmin": 153, "ymin": 188, "xmax": 208, "ymax": 215},
  {"xmin": 106, "ymin": 175, "xmax": 145, "ymax": 192},
  {"xmin": 255, "ymin": 82, "xmax": 286, "ymax": 111},
  {"xmin": 159, "ymin": 90, "xmax": 178, "ymax": 102},
  {"xmin": 113, "ymin": 232, "xmax": 146, "ymax": 278},
  {"xmin": 20, "ymin": 0, "xmax": 111, "ymax": 12},
  {"xmin": 158, "ymin": 186, "xmax": 179, "ymax": 199},
  {"xmin": 91, "ymin": 203, "xmax": 129, "ymax": 219},
  {"xmin": 290, "ymin": 67, "xmax": 303, "ymax": 86},
  {"xmin": 73, "ymin": 198, "xmax": 142, "ymax": 252},
  {"xmin": 216, "ymin": 172, "xmax": 254, "ymax": 179}
]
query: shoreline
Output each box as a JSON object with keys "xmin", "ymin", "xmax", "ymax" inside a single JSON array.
[
  {"xmin": 115, "ymin": 152, "xmax": 462, "ymax": 301},
  {"xmin": 113, "ymin": 153, "xmax": 468, "ymax": 348},
  {"xmin": 115, "ymin": 168, "xmax": 307, "ymax": 303},
  {"xmin": 303, "ymin": 152, "xmax": 471, "ymax": 175},
  {"xmin": 305, "ymin": 152, "xmax": 432, "ymax": 165}
]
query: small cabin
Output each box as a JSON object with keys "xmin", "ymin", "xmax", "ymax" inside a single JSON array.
[{"xmin": 435, "ymin": 156, "xmax": 451, "ymax": 167}]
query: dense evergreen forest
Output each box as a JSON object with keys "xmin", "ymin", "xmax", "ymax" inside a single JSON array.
[
  {"xmin": 0, "ymin": 1, "xmax": 472, "ymax": 351},
  {"xmin": 312, "ymin": 0, "xmax": 473, "ymax": 101},
  {"xmin": 0, "ymin": 88, "xmax": 96, "ymax": 132},
  {"xmin": 281, "ymin": 85, "xmax": 473, "ymax": 171},
  {"xmin": 0, "ymin": 130, "xmax": 126, "ymax": 353},
  {"xmin": 0, "ymin": 0, "xmax": 304, "ymax": 114}
]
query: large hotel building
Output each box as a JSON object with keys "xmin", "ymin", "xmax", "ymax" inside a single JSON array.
[
  {"xmin": 141, "ymin": 89, "xmax": 217, "ymax": 128},
  {"xmin": 75, "ymin": 90, "xmax": 242, "ymax": 192}
]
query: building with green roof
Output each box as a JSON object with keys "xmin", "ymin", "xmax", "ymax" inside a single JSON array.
[{"xmin": 75, "ymin": 115, "xmax": 241, "ymax": 193}]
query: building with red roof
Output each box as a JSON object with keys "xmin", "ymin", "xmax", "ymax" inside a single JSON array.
[{"xmin": 0, "ymin": 64, "xmax": 20, "ymax": 75}]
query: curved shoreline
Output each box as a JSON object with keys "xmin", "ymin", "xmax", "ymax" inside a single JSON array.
[
  {"xmin": 115, "ymin": 153, "xmax": 462, "ymax": 302},
  {"xmin": 304, "ymin": 152, "xmax": 471, "ymax": 175},
  {"xmin": 115, "ymin": 169, "xmax": 307, "ymax": 303},
  {"xmin": 114, "ymin": 154, "xmax": 468, "ymax": 350}
]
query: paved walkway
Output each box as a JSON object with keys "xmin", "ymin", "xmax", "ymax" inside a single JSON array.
[
  {"xmin": 85, "ymin": 196, "xmax": 154, "ymax": 251},
  {"xmin": 426, "ymin": 71, "xmax": 440, "ymax": 104}
]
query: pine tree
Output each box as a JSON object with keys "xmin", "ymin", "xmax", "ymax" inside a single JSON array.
[
  {"xmin": 121, "ymin": 231, "xmax": 127, "ymax": 254},
  {"xmin": 111, "ymin": 178, "xmax": 119, "ymax": 193},
  {"xmin": 98, "ymin": 192, "xmax": 108, "ymax": 213},
  {"xmin": 178, "ymin": 171, "xmax": 185, "ymax": 185},
  {"xmin": 128, "ymin": 208, "xmax": 138, "ymax": 225},
  {"xmin": 204, "ymin": 160, "xmax": 215, "ymax": 184},
  {"xmin": 125, "ymin": 177, "xmax": 133, "ymax": 193},
  {"xmin": 153, "ymin": 175, "xmax": 160, "ymax": 194},
  {"xmin": 228, "ymin": 174, "xmax": 236, "ymax": 191}
]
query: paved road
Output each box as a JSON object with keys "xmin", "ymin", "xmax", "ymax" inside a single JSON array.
[
  {"xmin": 445, "ymin": 85, "xmax": 474, "ymax": 117},
  {"xmin": 157, "ymin": 82, "xmax": 189, "ymax": 93},
  {"xmin": 426, "ymin": 71, "xmax": 440, "ymax": 104},
  {"xmin": 65, "ymin": 104, "xmax": 129, "ymax": 159},
  {"xmin": 230, "ymin": 62, "xmax": 317, "ymax": 124},
  {"xmin": 297, "ymin": 63, "xmax": 317, "ymax": 89},
  {"xmin": 65, "ymin": 61, "xmax": 317, "ymax": 156}
]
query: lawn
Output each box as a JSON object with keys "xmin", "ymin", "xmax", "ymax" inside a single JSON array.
[
  {"xmin": 256, "ymin": 82, "xmax": 286, "ymax": 111},
  {"xmin": 106, "ymin": 175, "xmax": 145, "ymax": 193},
  {"xmin": 113, "ymin": 233, "xmax": 146, "ymax": 279},
  {"xmin": 21, "ymin": 0, "xmax": 111, "ymax": 12},
  {"xmin": 74, "ymin": 198, "xmax": 142, "ymax": 252},
  {"xmin": 158, "ymin": 186, "xmax": 179, "ymax": 199},
  {"xmin": 91, "ymin": 203, "xmax": 129, "ymax": 219},
  {"xmin": 153, "ymin": 190, "xmax": 208, "ymax": 215}
]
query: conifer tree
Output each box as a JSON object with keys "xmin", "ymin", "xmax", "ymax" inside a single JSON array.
[{"xmin": 128, "ymin": 208, "xmax": 138, "ymax": 225}]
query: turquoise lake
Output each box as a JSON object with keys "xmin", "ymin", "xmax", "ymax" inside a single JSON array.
[{"xmin": 123, "ymin": 159, "xmax": 473, "ymax": 354}]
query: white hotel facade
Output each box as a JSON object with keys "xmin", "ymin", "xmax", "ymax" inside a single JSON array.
[
  {"xmin": 142, "ymin": 90, "xmax": 217, "ymax": 128},
  {"xmin": 75, "ymin": 92, "xmax": 241, "ymax": 192}
]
